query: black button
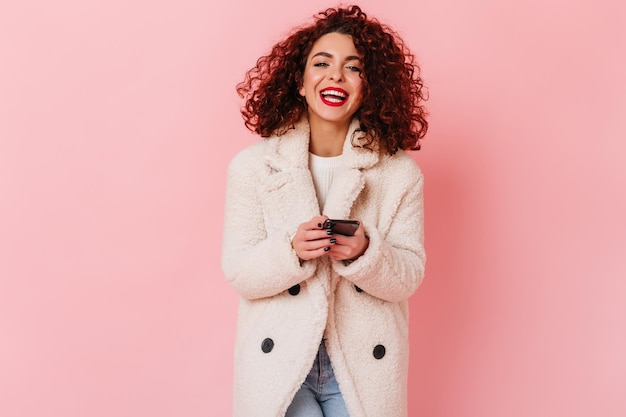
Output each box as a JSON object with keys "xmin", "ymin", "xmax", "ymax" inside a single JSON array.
[
  {"xmin": 288, "ymin": 284, "xmax": 301, "ymax": 295},
  {"xmin": 261, "ymin": 338, "xmax": 274, "ymax": 353},
  {"xmin": 354, "ymin": 285, "xmax": 363, "ymax": 293},
  {"xmin": 373, "ymin": 344, "xmax": 386, "ymax": 359}
]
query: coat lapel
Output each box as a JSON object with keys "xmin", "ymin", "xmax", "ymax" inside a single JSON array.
[{"xmin": 258, "ymin": 121, "xmax": 320, "ymax": 235}]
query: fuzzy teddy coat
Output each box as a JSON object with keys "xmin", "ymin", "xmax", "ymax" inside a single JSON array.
[{"xmin": 221, "ymin": 118, "xmax": 426, "ymax": 417}]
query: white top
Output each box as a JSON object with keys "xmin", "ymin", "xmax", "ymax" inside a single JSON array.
[{"xmin": 309, "ymin": 152, "xmax": 344, "ymax": 211}]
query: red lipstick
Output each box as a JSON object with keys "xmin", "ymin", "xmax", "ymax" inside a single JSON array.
[{"xmin": 320, "ymin": 87, "xmax": 349, "ymax": 107}]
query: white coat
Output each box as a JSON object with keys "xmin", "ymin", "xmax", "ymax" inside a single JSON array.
[{"xmin": 221, "ymin": 118, "xmax": 426, "ymax": 417}]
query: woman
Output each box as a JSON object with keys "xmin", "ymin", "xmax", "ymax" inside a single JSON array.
[{"xmin": 221, "ymin": 5, "xmax": 428, "ymax": 417}]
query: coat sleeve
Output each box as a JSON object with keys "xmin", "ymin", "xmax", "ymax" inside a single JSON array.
[
  {"xmin": 332, "ymin": 167, "xmax": 426, "ymax": 303},
  {"xmin": 220, "ymin": 149, "xmax": 317, "ymax": 300}
]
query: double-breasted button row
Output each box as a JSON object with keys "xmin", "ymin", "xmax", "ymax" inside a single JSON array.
[
  {"xmin": 260, "ymin": 337, "xmax": 385, "ymax": 359},
  {"xmin": 291, "ymin": 283, "xmax": 362, "ymax": 294}
]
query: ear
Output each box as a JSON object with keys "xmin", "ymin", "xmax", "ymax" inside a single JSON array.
[{"xmin": 298, "ymin": 85, "xmax": 305, "ymax": 97}]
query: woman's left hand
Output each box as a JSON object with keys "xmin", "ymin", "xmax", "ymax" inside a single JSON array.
[{"xmin": 326, "ymin": 222, "xmax": 369, "ymax": 262}]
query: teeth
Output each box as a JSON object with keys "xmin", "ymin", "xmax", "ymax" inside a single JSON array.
[{"xmin": 322, "ymin": 90, "xmax": 346, "ymax": 99}]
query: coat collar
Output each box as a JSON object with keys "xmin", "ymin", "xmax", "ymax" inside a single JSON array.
[
  {"xmin": 262, "ymin": 118, "xmax": 381, "ymax": 219},
  {"xmin": 263, "ymin": 118, "xmax": 380, "ymax": 172}
]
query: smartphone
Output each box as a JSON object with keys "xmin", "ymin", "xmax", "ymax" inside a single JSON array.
[{"xmin": 323, "ymin": 219, "xmax": 360, "ymax": 236}]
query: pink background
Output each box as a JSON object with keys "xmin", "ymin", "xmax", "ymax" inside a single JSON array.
[{"xmin": 1, "ymin": 1, "xmax": 624, "ymax": 416}]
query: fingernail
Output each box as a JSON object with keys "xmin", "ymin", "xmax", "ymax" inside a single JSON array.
[
  {"xmin": 317, "ymin": 223, "xmax": 322, "ymax": 228},
  {"xmin": 326, "ymin": 230, "xmax": 333, "ymax": 235},
  {"xmin": 324, "ymin": 246, "xmax": 330, "ymax": 252},
  {"xmin": 330, "ymin": 238, "xmax": 337, "ymax": 244}
]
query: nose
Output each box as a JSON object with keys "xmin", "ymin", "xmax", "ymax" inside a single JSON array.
[{"xmin": 328, "ymin": 67, "xmax": 344, "ymax": 82}]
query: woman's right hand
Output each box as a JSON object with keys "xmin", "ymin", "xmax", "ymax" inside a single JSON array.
[{"xmin": 291, "ymin": 215, "xmax": 336, "ymax": 261}]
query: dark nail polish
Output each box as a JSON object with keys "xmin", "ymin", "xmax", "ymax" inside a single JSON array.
[
  {"xmin": 326, "ymin": 230, "xmax": 333, "ymax": 235},
  {"xmin": 324, "ymin": 246, "xmax": 330, "ymax": 252},
  {"xmin": 330, "ymin": 238, "xmax": 337, "ymax": 244},
  {"xmin": 317, "ymin": 223, "xmax": 322, "ymax": 228}
]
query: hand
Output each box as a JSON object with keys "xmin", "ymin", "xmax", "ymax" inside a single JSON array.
[
  {"xmin": 291, "ymin": 216, "xmax": 335, "ymax": 261},
  {"xmin": 325, "ymin": 221, "xmax": 369, "ymax": 262}
]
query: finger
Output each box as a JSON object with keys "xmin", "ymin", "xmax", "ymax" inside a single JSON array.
[
  {"xmin": 306, "ymin": 215, "xmax": 329, "ymax": 231},
  {"xmin": 328, "ymin": 233, "xmax": 357, "ymax": 248},
  {"xmin": 298, "ymin": 234, "xmax": 333, "ymax": 252},
  {"xmin": 299, "ymin": 245, "xmax": 332, "ymax": 260},
  {"xmin": 301, "ymin": 227, "xmax": 334, "ymax": 243},
  {"xmin": 326, "ymin": 238, "xmax": 359, "ymax": 259},
  {"xmin": 326, "ymin": 246, "xmax": 350, "ymax": 261}
]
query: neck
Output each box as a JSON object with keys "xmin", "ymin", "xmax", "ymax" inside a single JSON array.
[{"xmin": 308, "ymin": 118, "xmax": 350, "ymax": 157}]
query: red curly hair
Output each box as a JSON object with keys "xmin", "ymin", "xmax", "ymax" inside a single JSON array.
[{"xmin": 236, "ymin": 5, "xmax": 428, "ymax": 155}]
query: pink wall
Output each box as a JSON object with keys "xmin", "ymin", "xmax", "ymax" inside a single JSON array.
[{"xmin": 1, "ymin": 1, "xmax": 624, "ymax": 416}]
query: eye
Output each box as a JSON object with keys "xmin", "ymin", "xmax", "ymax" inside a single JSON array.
[
  {"xmin": 313, "ymin": 62, "xmax": 329, "ymax": 67},
  {"xmin": 346, "ymin": 65, "xmax": 362, "ymax": 72}
]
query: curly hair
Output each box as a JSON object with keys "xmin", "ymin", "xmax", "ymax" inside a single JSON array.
[{"xmin": 236, "ymin": 5, "xmax": 428, "ymax": 154}]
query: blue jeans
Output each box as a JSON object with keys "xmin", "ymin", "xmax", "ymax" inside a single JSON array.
[{"xmin": 285, "ymin": 340, "xmax": 350, "ymax": 417}]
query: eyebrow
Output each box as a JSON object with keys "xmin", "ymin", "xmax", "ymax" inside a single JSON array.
[{"xmin": 311, "ymin": 52, "xmax": 361, "ymax": 62}]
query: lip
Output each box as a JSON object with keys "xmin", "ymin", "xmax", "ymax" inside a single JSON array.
[{"xmin": 319, "ymin": 87, "xmax": 349, "ymax": 107}]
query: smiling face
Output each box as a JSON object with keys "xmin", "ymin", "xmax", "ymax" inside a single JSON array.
[{"xmin": 299, "ymin": 32, "xmax": 364, "ymax": 131}]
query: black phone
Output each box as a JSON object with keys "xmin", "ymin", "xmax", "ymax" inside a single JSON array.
[{"xmin": 323, "ymin": 219, "xmax": 360, "ymax": 236}]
